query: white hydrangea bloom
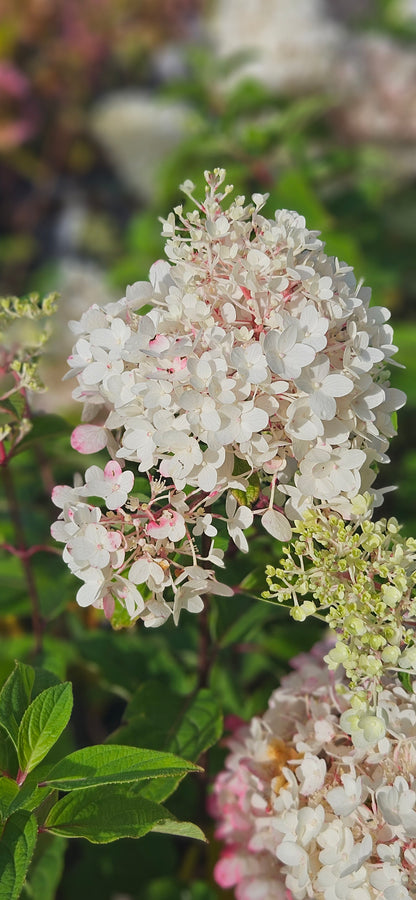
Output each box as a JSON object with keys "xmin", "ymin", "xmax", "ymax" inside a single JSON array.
[
  {"xmin": 90, "ymin": 91, "xmax": 194, "ymax": 202},
  {"xmin": 65, "ymin": 170, "xmax": 403, "ymax": 523},
  {"xmin": 210, "ymin": 641, "xmax": 416, "ymax": 900},
  {"xmin": 53, "ymin": 170, "xmax": 405, "ymax": 628},
  {"xmin": 207, "ymin": 0, "xmax": 344, "ymax": 94}
]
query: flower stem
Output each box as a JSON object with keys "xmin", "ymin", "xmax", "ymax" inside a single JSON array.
[{"xmin": 198, "ymin": 532, "xmax": 213, "ymax": 689}]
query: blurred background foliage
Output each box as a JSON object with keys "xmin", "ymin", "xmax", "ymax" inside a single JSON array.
[{"xmin": 1, "ymin": 0, "xmax": 416, "ymax": 896}]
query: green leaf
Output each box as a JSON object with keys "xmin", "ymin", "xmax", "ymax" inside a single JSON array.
[
  {"xmin": 13, "ymin": 415, "xmax": 70, "ymax": 456},
  {"xmin": 246, "ymin": 474, "xmax": 260, "ymax": 507},
  {"xmin": 30, "ymin": 669, "xmax": 61, "ymax": 699},
  {"xmin": 0, "ymin": 662, "xmax": 35, "ymax": 746},
  {"xmin": 17, "ymin": 683, "xmax": 73, "ymax": 776},
  {"xmin": 399, "ymin": 670, "xmax": 413, "ymax": 694},
  {"xmin": 151, "ymin": 819, "xmax": 206, "ymax": 842},
  {"xmin": 42, "ymin": 745, "xmax": 200, "ymax": 792},
  {"xmin": 22, "ymin": 834, "xmax": 66, "ymax": 900},
  {"xmin": 112, "ymin": 686, "xmax": 221, "ymax": 760},
  {"xmin": 231, "ymin": 474, "xmax": 260, "ymax": 508},
  {"xmin": 0, "ymin": 726, "xmax": 18, "ymax": 779},
  {"xmin": 0, "ymin": 810, "xmax": 38, "ymax": 900},
  {"xmin": 44, "ymin": 784, "xmax": 175, "ymax": 843},
  {"xmin": 6, "ymin": 767, "xmax": 54, "ymax": 817},
  {"xmin": 230, "ymin": 488, "xmax": 247, "ymax": 507},
  {"xmin": 8, "ymin": 393, "xmax": 26, "ymax": 419},
  {"xmin": 232, "ymin": 457, "xmax": 251, "ymax": 477},
  {"xmin": 0, "ymin": 778, "xmax": 19, "ymax": 820},
  {"xmin": 108, "ymin": 686, "xmax": 222, "ymax": 803}
]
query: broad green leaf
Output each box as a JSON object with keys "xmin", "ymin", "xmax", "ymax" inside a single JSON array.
[
  {"xmin": 108, "ymin": 685, "xmax": 222, "ymax": 803},
  {"xmin": 17, "ymin": 683, "xmax": 73, "ymax": 776},
  {"xmin": 151, "ymin": 819, "xmax": 206, "ymax": 842},
  {"xmin": 8, "ymin": 393, "xmax": 26, "ymax": 419},
  {"xmin": 42, "ymin": 745, "xmax": 200, "ymax": 792},
  {"xmin": 0, "ymin": 662, "xmax": 35, "ymax": 745},
  {"xmin": 0, "ymin": 725, "xmax": 18, "ymax": 779},
  {"xmin": 0, "ymin": 777, "xmax": 19, "ymax": 819},
  {"xmin": 218, "ymin": 599, "xmax": 273, "ymax": 648},
  {"xmin": 0, "ymin": 810, "xmax": 38, "ymax": 900},
  {"xmin": 7, "ymin": 766, "xmax": 54, "ymax": 817},
  {"xmin": 110, "ymin": 686, "xmax": 222, "ymax": 762},
  {"xmin": 44, "ymin": 784, "xmax": 175, "ymax": 843},
  {"xmin": 30, "ymin": 669, "xmax": 61, "ymax": 699},
  {"xmin": 22, "ymin": 834, "xmax": 66, "ymax": 900}
]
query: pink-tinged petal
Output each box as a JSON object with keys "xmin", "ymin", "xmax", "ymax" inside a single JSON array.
[
  {"xmin": 103, "ymin": 594, "xmax": 115, "ymax": 619},
  {"xmin": 104, "ymin": 460, "xmax": 122, "ymax": 481},
  {"xmin": 107, "ymin": 531, "xmax": 122, "ymax": 550},
  {"xmin": 146, "ymin": 518, "xmax": 168, "ymax": 538},
  {"xmin": 71, "ymin": 425, "xmax": 108, "ymax": 454},
  {"xmin": 148, "ymin": 334, "xmax": 170, "ymax": 352},
  {"xmin": 51, "ymin": 485, "xmax": 75, "ymax": 508},
  {"xmin": 214, "ymin": 850, "xmax": 245, "ymax": 889}
]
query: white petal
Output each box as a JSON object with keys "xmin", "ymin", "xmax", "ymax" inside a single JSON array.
[
  {"xmin": 323, "ymin": 374, "xmax": 353, "ymax": 397},
  {"xmin": 262, "ymin": 509, "xmax": 292, "ymax": 542},
  {"xmin": 77, "ymin": 578, "xmax": 103, "ymax": 607},
  {"xmin": 129, "ymin": 559, "xmax": 149, "ymax": 584},
  {"xmin": 310, "ymin": 391, "xmax": 336, "ymax": 421},
  {"xmin": 242, "ymin": 406, "xmax": 269, "ymax": 434},
  {"xmin": 276, "ymin": 841, "xmax": 307, "ymax": 866},
  {"xmin": 236, "ymin": 506, "xmax": 254, "ymax": 529}
]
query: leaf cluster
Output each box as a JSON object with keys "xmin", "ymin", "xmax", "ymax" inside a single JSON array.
[{"xmin": 0, "ymin": 661, "xmax": 206, "ymax": 900}]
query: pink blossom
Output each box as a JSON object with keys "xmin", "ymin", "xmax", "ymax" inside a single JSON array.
[
  {"xmin": 70, "ymin": 424, "xmax": 107, "ymax": 454},
  {"xmin": 210, "ymin": 643, "xmax": 416, "ymax": 900}
]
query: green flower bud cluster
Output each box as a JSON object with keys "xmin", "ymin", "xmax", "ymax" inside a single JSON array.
[
  {"xmin": 0, "ymin": 291, "xmax": 58, "ymax": 328},
  {"xmin": 263, "ymin": 498, "xmax": 416, "ymax": 703},
  {"xmin": 0, "ymin": 291, "xmax": 58, "ymax": 458}
]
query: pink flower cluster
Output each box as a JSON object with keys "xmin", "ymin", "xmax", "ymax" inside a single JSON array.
[{"xmin": 210, "ymin": 642, "xmax": 416, "ymax": 900}]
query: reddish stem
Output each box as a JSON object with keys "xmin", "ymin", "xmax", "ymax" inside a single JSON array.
[
  {"xmin": 16, "ymin": 769, "xmax": 27, "ymax": 787},
  {"xmin": 0, "ymin": 543, "xmax": 60, "ymax": 559}
]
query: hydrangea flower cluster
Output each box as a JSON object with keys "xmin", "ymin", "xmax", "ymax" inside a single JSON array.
[
  {"xmin": 52, "ymin": 168, "xmax": 404, "ymax": 626},
  {"xmin": 263, "ymin": 496, "xmax": 416, "ymax": 740},
  {"xmin": 51, "ymin": 463, "xmax": 233, "ymax": 628},
  {"xmin": 67, "ymin": 169, "xmax": 403, "ymax": 518},
  {"xmin": 210, "ymin": 642, "xmax": 416, "ymax": 900}
]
